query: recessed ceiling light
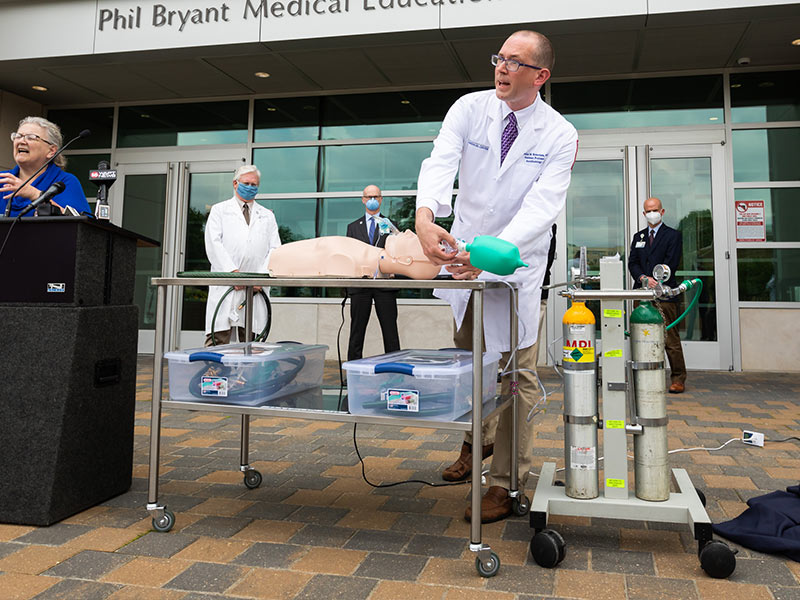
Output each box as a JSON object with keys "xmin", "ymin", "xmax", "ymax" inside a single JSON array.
[
  {"xmin": 31, "ymin": 85, "xmax": 48, "ymax": 92},
  {"xmin": 400, "ymin": 100, "xmax": 410, "ymax": 105},
  {"xmin": 267, "ymin": 107, "xmax": 277, "ymax": 112},
  {"xmin": 792, "ymin": 38, "xmax": 800, "ymax": 46},
  {"xmin": 140, "ymin": 114, "xmax": 150, "ymax": 118},
  {"xmin": 254, "ymin": 72, "xmax": 270, "ymax": 78},
  {"xmin": 758, "ymin": 81, "xmax": 775, "ymax": 88},
  {"xmin": 730, "ymin": 83, "xmax": 742, "ymax": 88}
]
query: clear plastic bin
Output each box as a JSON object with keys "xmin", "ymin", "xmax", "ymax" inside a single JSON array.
[
  {"xmin": 343, "ymin": 349, "xmax": 501, "ymax": 421},
  {"xmin": 165, "ymin": 342, "xmax": 328, "ymax": 406}
]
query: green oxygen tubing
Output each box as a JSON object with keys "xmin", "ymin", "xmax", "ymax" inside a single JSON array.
[
  {"xmin": 623, "ymin": 278, "xmax": 703, "ymax": 336},
  {"xmin": 178, "ymin": 271, "xmax": 272, "ymax": 346}
]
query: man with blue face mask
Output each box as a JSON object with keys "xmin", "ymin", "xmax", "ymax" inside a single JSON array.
[
  {"xmin": 345, "ymin": 184, "xmax": 400, "ymax": 360},
  {"xmin": 203, "ymin": 165, "xmax": 281, "ymax": 346}
]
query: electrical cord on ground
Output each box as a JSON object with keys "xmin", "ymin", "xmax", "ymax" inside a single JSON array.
[
  {"xmin": 353, "ymin": 423, "xmax": 470, "ymax": 488},
  {"xmin": 765, "ymin": 436, "xmax": 800, "ymax": 444}
]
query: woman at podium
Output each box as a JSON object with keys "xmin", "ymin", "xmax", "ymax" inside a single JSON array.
[{"xmin": 0, "ymin": 116, "xmax": 91, "ymax": 218}]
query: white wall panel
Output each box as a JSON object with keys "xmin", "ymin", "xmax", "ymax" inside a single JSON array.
[{"xmin": 0, "ymin": 0, "xmax": 95, "ymax": 60}]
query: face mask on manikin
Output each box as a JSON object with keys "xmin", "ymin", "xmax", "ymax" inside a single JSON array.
[
  {"xmin": 645, "ymin": 211, "xmax": 662, "ymax": 226},
  {"xmin": 365, "ymin": 198, "xmax": 380, "ymax": 212},
  {"xmin": 237, "ymin": 183, "xmax": 258, "ymax": 201}
]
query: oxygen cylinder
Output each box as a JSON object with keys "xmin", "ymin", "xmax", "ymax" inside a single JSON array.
[
  {"xmin": 561, "ymin": 301, "xmax": 599, "ymax": 499},
  {"xmin": 455, "ymin": 236, "xmax": 528, "ymax": 276},
  {"xmin": 630, "ymin": 301, "xmax": 670, "ymax": 501}
]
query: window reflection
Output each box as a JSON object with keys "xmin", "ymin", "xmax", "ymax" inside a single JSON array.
[
  {"xmin": 47, "ymin": 108, "xmax": 114, "ymax": 150},
  {"xmin": 117, "ymin": 101, "xmax": 248, "ymax": 147},
  {"xmin": 253, "ymin": 147, "xmax": 318, "ymax": 194},
  {"xmin": 730, "ymin": 70, "xmax": 800, "ymax": 123},
  {"xmin": 62, "ymin": 153, "xmax": 110, "ymax": 199},
  {"xmin": 738, "ymin": 249, "xmax": 800, "ymax": 302},
  {"xmin": 321, "ymin": 142, "xmax": 432, "ymax": 192},
  {"xmin": 732, "ymin": 129, "xmax": 800, "ymax": 182},
  {"xmin": 254, "ymin": 97, "xmax": 320, "ymax": 142}
]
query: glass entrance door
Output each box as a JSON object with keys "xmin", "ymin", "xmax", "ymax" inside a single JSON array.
[
  {"xmin": 550, "ymin": 135, "xmax": 731, "ymax": 371},
  {"xmin": 114, "ymin": 150, "xmax": 244, "ymax": 352}
]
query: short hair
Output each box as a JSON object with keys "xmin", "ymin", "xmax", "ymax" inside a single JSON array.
[
  {"xmin": 18, "ymin": 116, "xmax": 66, "ymax": 168},
  {"xmin": 512, "ymin": 30, "xmax": 555, "ymax": 71},
  {"xmin": 234, "ymin": 164, "xmax": 261, "ymax": 182}
]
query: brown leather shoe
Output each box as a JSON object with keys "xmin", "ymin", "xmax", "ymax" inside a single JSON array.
[
  {"xmin": 669, "ymin": 382, "xmax": 685, "ymax": 394},
  {"xmin": 465, "ymin": 486, "xmax": 512, "ymax": 523},
  {"xmin": 442, "ymin": 441, "xmax": 494, "ymax": 482}
]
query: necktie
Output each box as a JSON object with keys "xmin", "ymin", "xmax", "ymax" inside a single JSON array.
[
  {"xmin": 242, "ymin": 202, "xmax": 250, "ymax": 225},
  {"xmin": 368, "ymin": 217, "xmax": 376, "ymax": 245},
  {"xmin": 500, "ymin": 112, "xmax": 518, "ymax": 165},
  {"xmin": 649, "ymin": 229, "xmax": 655, "ymax": 247}
]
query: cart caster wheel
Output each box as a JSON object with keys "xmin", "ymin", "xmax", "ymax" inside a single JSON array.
[
  {"xmin": 152, "ymin": 509, "xmax": 175, "ymax": 533},
  {"xmin": 530, "ymin": 528, "xmax": 566, "ymax": 568},
  {"xmin": 243, "ymin": 470, "xmax": 263, "ymax": 489},
  {"xmin": 554, "ymin": 480, "xmax": 565, "ymax": 487},
  {"xmin": 695, "ymin": 487, "xmax": 707, "ymax": 507},
  {"xmin": 512, "ymin": 494, "xmax": 530, "ymax": 516},
  {"xmin": 700, "ymin": 540, "xmax": 736, "ymax": 579},
  {"xmin": 475, "ymin": 551, "xmax": 500, "ymax": 577}
]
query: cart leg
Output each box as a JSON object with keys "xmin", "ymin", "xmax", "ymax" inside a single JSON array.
[
  {"xmin": 507, "ymin": 286, "xmax": 526, "ymax": 513},
  {"xmin": 147, "ymin": 285, "xmax": 172, "ymax": 531},
  {"xmin": 470, "ymin": 289, "xmax": 484, "ymax": 545}
]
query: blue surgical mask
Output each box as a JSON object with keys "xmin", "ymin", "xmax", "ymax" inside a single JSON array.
[
  {"xmin": 365, "ymin": 198, "xmax": 380, "ymax": 212},
  {"xmin": 237, "ymin": 183, "xmax": 258, "ymax": 201}
]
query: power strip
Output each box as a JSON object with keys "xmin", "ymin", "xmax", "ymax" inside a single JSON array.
[{"xmin": 742, "ymin": 430, "xmax": 764, "ymax": 447}]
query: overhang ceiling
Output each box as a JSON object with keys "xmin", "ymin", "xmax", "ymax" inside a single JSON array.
[{"xmin": 1, "ymin": 5, "xmax": 798, "ymax": 106}]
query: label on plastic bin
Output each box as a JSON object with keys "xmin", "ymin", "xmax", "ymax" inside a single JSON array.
[
  {"xmin": 201, "ymin": 376, "xmax": 228, "ymax": 397},
  {"xmin": 385, "ymin": 389, "xmax": 419, "ymax": 412},
  {"xmin": 570, "ymin": 445, "xmax": 596, "ymax": 470}
]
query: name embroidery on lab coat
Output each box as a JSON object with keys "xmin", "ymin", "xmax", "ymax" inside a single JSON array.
[
  {"xmin": 468, "ymin": 140, "xmax": 489, "ymax": 150},
  {"xmin": 524, "ymin": 152, "xmax": 548, "ymax": 164}
]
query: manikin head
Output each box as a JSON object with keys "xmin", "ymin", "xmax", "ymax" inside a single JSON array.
[
  {"xmin": 380, "ymin": 230, "xmax": 441, "ymax": 279},
  {"xmin": 233, "ymin": 164, "xmax": 261, "ymax": 203},
  {"xmin": 362, "ymin": 184, "xmax": 382, "ymax": 215},
  {"xmin": 643, "ymin": 197, "xmax": 665, "ymax": 227},
  {"xmin": 494, "ymin": 30, "xmax": 553, "ymax": 111}
]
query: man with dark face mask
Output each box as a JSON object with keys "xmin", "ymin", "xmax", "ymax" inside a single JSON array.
[
  {"xmin": 628, "ymin": 196, "xmax": 687, "ymax": 393},
  {"xmin": 345, "ymin": 184, "xmax": 401, "ymax": 361}
]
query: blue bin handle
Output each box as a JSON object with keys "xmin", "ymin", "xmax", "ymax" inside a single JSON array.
[
  {"xmin": 188, "ymin": 351, "xmax": 224, "ymax": 363},
  {"xmin": 374, "ymin": 362, "xmax": 415, "ymax": 375}
]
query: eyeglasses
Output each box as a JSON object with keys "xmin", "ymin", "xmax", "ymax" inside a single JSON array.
[
  {"xmin": 491, "ymin": 54, "xmax": 542, "ymax": 72},
  {"xmin": 10, "ymin": 132, "xmax": 55, "ymax": 145}
]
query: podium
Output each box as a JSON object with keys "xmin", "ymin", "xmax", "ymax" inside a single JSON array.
[{"xmin": 0, "ymin": 217, "xmax": 157, "ymax": 525}]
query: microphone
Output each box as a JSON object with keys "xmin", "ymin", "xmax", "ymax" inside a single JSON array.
[
  {"xmin": 3, "ymin": 128, "xmax": 91, "ymax": 217},
  {"xmin": 17, "ymin": 182, "xmax": 65, "ymax": 218}
]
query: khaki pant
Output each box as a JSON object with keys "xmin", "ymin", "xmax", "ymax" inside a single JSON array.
[
  {"xmin": 454, "ymin": 297, "xmax": 546, "ymax": 490},
  {"xmin": 204, "ymin": 327, "xmax": 254, "ymax": 347}
]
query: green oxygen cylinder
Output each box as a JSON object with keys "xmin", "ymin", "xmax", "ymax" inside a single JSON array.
[{"xmin": 455, "ymin": 235, "xmax": 529, "ymax": 276}]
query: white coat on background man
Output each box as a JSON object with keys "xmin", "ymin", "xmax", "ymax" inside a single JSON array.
[{"xmin": 204, "ymin": 165, "xmax": 281, "ymax": 344}]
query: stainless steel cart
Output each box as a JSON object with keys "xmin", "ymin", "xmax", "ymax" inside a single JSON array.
[{"xmin": 145, "ymin": 275, "xmax": 522, "ymax": 577}]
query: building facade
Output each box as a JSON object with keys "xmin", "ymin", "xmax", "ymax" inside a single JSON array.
[{"xmin": 1, "ymin": 0, "xmax": 798, "ymax": 370}]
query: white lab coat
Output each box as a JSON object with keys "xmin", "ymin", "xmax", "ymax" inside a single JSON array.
[
  {"xmin": 417, "ymin": 90, "xmax": 578, "ymax": 352},
  {"xmin": 204, "ymin": 197, "xmax": 281, "ymax": 336}
]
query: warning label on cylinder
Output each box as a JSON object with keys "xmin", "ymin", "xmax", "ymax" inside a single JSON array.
[
  {"xmin": 606, "ymin": 478, "xmax": 626, "ymax": 488},
  {"xmin": 563, "ymin": 345, "xmax": 595, "ymax": 362},
  {"xmin": 570, "ymin": 446, "xmax": 596, "ymax": 470}
]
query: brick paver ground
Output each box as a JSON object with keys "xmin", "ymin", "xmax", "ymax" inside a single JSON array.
[{"xmin": 0, "ymin": 358, "xmax": 797, "ymax": 599}]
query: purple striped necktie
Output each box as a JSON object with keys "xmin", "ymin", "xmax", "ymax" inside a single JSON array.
[{"xmin": 500, "ymin": 112, "xmax": 518, "ymax": 165}]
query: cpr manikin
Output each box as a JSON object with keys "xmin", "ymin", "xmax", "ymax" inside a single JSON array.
[{"xmin": 267, "ymin": 230, "xmax": 441, "ymax": 280}]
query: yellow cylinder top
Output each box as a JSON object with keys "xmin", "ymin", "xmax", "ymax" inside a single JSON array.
[{"xmin": 562, "ymin": 300, "xmax": 596, "ymax": 325}]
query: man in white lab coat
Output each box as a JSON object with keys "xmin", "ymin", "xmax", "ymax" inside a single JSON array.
[
  {"xmin": 416, "ymin": 30, "xmax": 578, "ymax": 523},
  {"xmin": 204, "ymin": 165, "xmax": 281, "ymax": 346}
]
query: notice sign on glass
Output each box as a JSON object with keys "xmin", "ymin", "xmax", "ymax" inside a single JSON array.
[{"xmin": 735, "ymin": 200, "xmax": 766, "ymax": 242}]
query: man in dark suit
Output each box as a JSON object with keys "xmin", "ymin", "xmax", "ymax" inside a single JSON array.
[
  {"xmin": 345, "ymin": 185, "xmax": 400, "ymax": 361},
  {"xmin": 628, "ymin": 196, "xmax": 687, "ymax": 394}
]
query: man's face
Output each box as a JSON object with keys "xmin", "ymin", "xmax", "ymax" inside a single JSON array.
[
  {"xmin": 13, "ymin": 123, "xmax": 56, "ymax": 170},
  {"xmin": 643, "ymin": 199, "xmax": 664, "ymax": 217},
  {"xmin": 233, "ymin": 172, "xmax": 260, "ymax": 201},
  {"xmin": 362, "ymin": 186, "xmax": 382, "ymax": 213},
  {"xmin": 494, "ymin": 35, "xmax": 549, "ymax": 111}
]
